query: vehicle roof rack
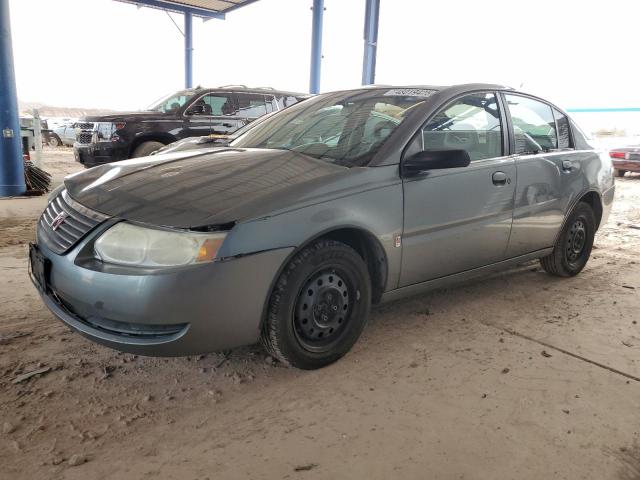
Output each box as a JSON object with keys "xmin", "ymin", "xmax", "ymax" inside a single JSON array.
[
  {"xmin": 219, "ymin": 84, "xmax": 248, "ymax": 89},
  {"xmin": 254, "ymin": 86, "xmax": 276, "ymax": 90}
]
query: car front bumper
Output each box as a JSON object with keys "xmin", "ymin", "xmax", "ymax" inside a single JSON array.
[
  {"xmin": 74, "ymin": 142, "xmax": 129, "ymax": 168},
  {"xmin": 31, "ymin": 234, "xmax": 293, "ymax": 356}
]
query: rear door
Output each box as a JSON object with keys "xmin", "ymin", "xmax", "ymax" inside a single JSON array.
[
  {"xmin": 400, "ymin": 92, "xmax": 516, "ymax": 286},
  {"xmin": 501, "ymin": 93, "xmax": 578, "ymax": 257}
]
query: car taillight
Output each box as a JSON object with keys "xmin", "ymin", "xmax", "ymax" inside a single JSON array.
[{"xmin": 609, "ymin": 151, "xmax": 626, "ymax": 159}]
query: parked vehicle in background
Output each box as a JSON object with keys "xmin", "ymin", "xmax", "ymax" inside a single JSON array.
[
  {"xmin": 19, "ymin": 119, "xmax": 35, "ymax": 160},
  {"xmin": 46, "ymin": 117, "xmax": 77, "ymax": 130},
  {"xmin": 49, "ymin": 123, "xmax": 77, "ymax": 147},
  {"xmin": 31, "ymin": 84, "xmax": 614, "ymax": 369},
  {"xmin": 152, "ymin": 111, "xmax": 278, "ymax": 155},
  {"xmin": 73, "ymin": 86, "xmax": 310, "ymax": 167},
  {"xmin": 609, "ymin": 146, "xmax": 640, "ymax": 176},
  {"xmin": 19, "ymin": 116, "xmax": 53, "ymax": 147}
]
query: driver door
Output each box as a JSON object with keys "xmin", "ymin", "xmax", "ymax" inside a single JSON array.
[{"xmin": 400, "ymin": 92, "xmax": 516, "ymax": 286}]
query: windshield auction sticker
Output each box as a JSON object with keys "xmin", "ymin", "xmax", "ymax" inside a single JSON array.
[{"xmin": 384, "ymin": 88, "xmax": 436, "ymax": 97}]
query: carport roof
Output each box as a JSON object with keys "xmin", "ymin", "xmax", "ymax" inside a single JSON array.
[{"xmin": 116, "ymin": 0, "xmax": 259, "ymax": 18}]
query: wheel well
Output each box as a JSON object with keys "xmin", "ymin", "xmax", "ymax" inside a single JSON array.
[
  {"xmin": 129, "ymin": 135, "xmax": 173, "ymax": 157},
  {"xmin": 318, "ymin": 228, "xmax": 388, "ymax": 304},
  {"xmin": 579, "ymin": 191, "xmax": 603, "ymax": 230}
]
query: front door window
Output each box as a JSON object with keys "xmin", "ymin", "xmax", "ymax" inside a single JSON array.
[{"xmin": 422, "ymin": 93, "xmax": 503, "ymax": 161}]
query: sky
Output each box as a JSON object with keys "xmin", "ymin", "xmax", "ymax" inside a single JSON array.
[{"xmin": 8, "ymin": 0, "xmax": 640, "ymax": 131}]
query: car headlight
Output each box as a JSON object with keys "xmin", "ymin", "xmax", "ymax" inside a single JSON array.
[{"xmin": 94, "ymin": 222, "xmax": 227, "ymax": 267}]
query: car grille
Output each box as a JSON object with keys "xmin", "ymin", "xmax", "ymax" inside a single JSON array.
[
  {"xmin": 75, "ymin": 122, "xmax": 94, "ymax": 144},
  {"xmin": 77, "ymin": 132, "xmax": 94, "ymax": 144},
  {"xmin": 38, "ymin": 190, "xmax": 109, "ymax": 254}
]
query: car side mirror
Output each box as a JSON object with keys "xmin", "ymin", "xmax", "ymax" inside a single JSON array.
[
  {"xmin": 402, "ymin": 149, "xmax": 471, "ymax": 177},
  {"xmin": 186, "ymin": 105, "xmax": 205, "ymax": 115}
]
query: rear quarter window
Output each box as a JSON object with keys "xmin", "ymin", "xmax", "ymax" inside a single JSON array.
[{"xmin": 553, "ymin": 109, "xmax": 572, "ymax": 149}]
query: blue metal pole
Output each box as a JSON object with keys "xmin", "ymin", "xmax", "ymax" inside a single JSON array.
[
  {"xmin": 361, "ymin": 0, "xmax": 380, "ymax": 85},
  {"xmin": 0, "ymin": 0, "xmax": 25, "ymax": 197},
  {"xmin": 184, "ymin": 11, "xmax": 193, "ymax": 88},
  {"xmin": 309, "ymin": 0, "xmax": 324, "ymax": 94}
]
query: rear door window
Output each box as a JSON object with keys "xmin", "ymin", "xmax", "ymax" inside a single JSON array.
[
  {"xmin": 504, "ymin": 94, "xmax": 558, "ymax": 154},
  {"xmin": 277, "ymin": 96, "xmax": 303, "ymax": 109},
  {"xmin": 236, "ymin": 93, "xmax": 268, "ymax": 119},
  {"xmin": 421, "ymin": 92, "xmax": 503, "ymax": 161},
  {"xmin": 265, "ymin": 95, "xmax": 277, "ymax": 114}
]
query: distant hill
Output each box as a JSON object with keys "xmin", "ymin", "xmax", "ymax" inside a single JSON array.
[{"xmin": 18, "ymin": 101, "xmax": 116, "ymax": 118}]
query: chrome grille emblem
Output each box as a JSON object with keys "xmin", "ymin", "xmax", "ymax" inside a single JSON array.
[{"xmin": 50, "ymin": 212, "xmax": 68, "ymax": 231}]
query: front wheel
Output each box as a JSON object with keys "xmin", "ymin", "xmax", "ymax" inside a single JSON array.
[
  {"xmin": 132, "ymin": 141, "xmax": 165, "ymax": 158},
  {"xmin": 540, "ymin": 201, "xmax": 596, "ymax": 277},
  {"xmin": 261, "ymin": 239, "xmax": 371, "ymax": 369}
]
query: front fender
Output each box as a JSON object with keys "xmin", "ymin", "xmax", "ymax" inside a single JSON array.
[{"xmin": 219, "ymin": 169, "xmax": 404, "ymax": 292}]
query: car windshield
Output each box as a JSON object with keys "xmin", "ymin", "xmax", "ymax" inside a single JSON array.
[
  {"xmin": 146, "ymin": 90, "xmax": 198, "ymax": 113},
  {"xmin": 230, "ymin": 90, "xmax": 434, "ymax": 167}
]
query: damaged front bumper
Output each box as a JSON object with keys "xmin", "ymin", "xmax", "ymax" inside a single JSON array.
[{"xmin": 30, "ymin": 229, "xmax": 292, "ymax": 356}]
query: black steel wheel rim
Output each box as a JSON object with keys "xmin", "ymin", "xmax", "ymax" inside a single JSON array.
[
  {"xmin": 293, "ymin": 268, "xmax": 353, "ymax": 352},
  {"xmin": 566, "ymin": 218, "xmax": 587, "ymax": 263}
]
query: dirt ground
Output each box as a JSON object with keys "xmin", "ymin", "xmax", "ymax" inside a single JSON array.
[{"xmin": 1, "ymin": 148, "xmax": 639, "ymax": 480}]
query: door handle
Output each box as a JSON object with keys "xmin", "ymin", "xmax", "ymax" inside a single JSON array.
[
  {"xmin": 492, "ymin": 171, "xmax": 508, "ymax": 186},
  {"xmin": 562, "ymin": 160, "xmax": 573, "ymax": 171}
]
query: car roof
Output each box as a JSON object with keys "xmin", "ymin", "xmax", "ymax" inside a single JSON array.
[
  {"xmin": 330, "ymin": 83, "xmax": 514, "ymax": 95},
  {"xmin": 188, "ymin": 85, "xmax": 310, "ymax": 96}
]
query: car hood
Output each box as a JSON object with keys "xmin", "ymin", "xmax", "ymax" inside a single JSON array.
[{"xmin": 64, "ymin": 148, "xmax": 349, "ymax": 228}]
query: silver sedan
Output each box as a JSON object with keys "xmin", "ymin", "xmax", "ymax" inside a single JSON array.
[{"xmin": 30, "ymin": 84, "xmax": 615, "ymax": 369}]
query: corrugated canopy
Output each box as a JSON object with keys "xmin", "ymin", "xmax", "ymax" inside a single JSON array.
[{"xmin": 116, "ymin": 0, "xmax": 259, "ymax": 18}]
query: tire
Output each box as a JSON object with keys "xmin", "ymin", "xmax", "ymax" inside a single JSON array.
[
  {"xmin": 615, "ymin": 169, "xmax": 626, "ymax": 178},
  {"xmin": 261, "ymin": 239, "xmax": 371, "ymax": 370},
  {"xmin": 48, "ymin": 135, "xmax": 61, "ymax": 147},
  {"xmin": 540, "ymin": 201, "xmax": 596, "ymax": 277},
  {"xmin": 132, "ymin": 141, "xmax": 165, "ymax": 158}
]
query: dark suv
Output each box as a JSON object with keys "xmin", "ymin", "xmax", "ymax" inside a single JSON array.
[{"xmin": 73, "ymin": 86, "xmax": 309, "ymax": 168}]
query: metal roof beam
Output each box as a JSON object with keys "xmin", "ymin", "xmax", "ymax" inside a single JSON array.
[
  {"xmin": 119, "ymin": 0, "xmax": 226, "ymax": 19},
  {"xmin": 223, "ymin": 0, "xmax": 260, "ymax": 14}
]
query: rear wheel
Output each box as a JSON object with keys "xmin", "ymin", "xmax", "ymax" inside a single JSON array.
[
  {"xmin": 132, "ymin": 141, "xmax": 164, "ymax": 158},
  {"xmin": 261, "ymin": 239, "xmax": 371, "ymax": 369},
  {"xmin": 540, "ymin": 201, "xmax": 596, "ymax": 277},
  {"xmin": 615, "ymin": 169, "xmax": 626, "ymax": 177}
]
